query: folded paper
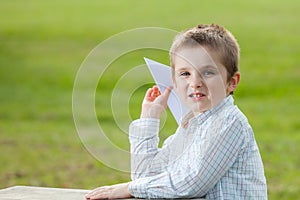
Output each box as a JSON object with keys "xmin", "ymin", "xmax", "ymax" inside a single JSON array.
[{"xmin": 144, "ymin": 57, "xmax": 189, "ymax": 124}]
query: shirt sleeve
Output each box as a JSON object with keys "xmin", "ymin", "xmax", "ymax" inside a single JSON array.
[
  {"xmin": 129, "ymin": 118, "xmax": 172, "ymax": 180},
  {"xmin": 129, "ymin": 117, "xmax": 247, "ymax": 199}
]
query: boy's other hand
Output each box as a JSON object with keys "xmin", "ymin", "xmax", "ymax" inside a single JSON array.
[
  {"xmin": 85, "ymin": 182, "xmax": 132, "ymax": 200},
  {"xmin": 141, "ymin": 85, "xmax": 173, "ymax": 119}
]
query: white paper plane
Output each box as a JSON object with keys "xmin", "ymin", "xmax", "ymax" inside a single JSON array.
[{"xmin": 144, "ymin": 57, "xmax": 190, "ymax": 125}]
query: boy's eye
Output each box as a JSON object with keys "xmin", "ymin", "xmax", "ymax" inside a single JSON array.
[
  {"xmin": 180, "ymin": 71, "xmax": 190, "ymax": 76},
  {"xmin": 202, "ymin": 70, "xmax": 215, "ymax": 77}
]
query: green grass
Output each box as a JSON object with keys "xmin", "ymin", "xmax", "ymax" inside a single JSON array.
[{"xmin": 1, "ymin": 0, "xmax": 299, "ymax": 199}]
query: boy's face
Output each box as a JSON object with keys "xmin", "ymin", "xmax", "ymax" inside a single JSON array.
[{"xmin": 173, "ymin": 46, "xmax": 239, "ymax": 115}]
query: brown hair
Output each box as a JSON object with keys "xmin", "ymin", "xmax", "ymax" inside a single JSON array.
[{"xmin": 170, "ymin": 23, "xmax": 240, "ymax": 82}]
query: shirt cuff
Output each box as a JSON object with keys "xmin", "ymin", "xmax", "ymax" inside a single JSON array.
[
  {"xmin": 128, "ymin": 178, "xmax": 149, "ymax": 198},
  {"xmin": 129, "ymin": 118, "xmax": 160, "ymax": 138}
]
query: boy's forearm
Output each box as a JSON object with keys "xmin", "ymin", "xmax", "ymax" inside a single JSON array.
[{"xmin": 129, "ymin": 118, "xmax": 160, "ymax": 180}]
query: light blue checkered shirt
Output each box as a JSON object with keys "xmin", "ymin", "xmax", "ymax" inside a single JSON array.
[{"xmin": 128, "ymin": 96, "xmax": 267, "ymax": 199}]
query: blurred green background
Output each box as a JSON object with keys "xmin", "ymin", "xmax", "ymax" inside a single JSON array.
[{"xmin": 0, "ymin": 0, "xmax": 299, "ymax": 199}]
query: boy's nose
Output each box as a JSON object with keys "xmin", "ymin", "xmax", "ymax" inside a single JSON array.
[{"xmin": 190, "ymin": 74, "xmax": 203, "ymax": 89}]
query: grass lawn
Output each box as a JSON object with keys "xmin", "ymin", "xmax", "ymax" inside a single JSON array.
[{"xmin": 0, "ymin": 0, "xmax": 299, "ymax": 199}]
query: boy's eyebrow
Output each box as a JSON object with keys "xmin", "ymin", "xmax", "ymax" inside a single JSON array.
[
  {"xmin": 200, "ymin": 65, "xmax": 219, "ymax": 70},
  {"xmin": 175, "ymin": 67, "xmax": 189, "ymax": 71}
]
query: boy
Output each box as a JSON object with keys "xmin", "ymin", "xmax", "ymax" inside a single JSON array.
[{"xmin": 86, "ymin": 24, "xmax": 267, "ymax": 199}]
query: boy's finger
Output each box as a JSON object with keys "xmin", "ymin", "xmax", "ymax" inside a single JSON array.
[
  {"xmin": 152, "ymin": 86, "xmax": 160, "ymax": 95},
  {"xmin": 153, "ymin": 90, "xmax": 161, "ymax": 96},
  {"xmin": 145, "ymin": 88, "xmax": 153, "ymax": 98}
]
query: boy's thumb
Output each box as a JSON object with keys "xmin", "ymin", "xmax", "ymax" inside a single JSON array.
[{"xmin": 163, "ymin": 86, "xmax": 173, "ymax": 99}]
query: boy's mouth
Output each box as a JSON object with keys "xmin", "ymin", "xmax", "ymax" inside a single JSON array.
[{"xmin": 189, "ymin": 92, "xmax": 206, "ymax": 99}]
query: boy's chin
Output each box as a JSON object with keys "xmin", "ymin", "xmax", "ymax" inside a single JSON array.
[{"xmin": 190, "ymin": 106, "xmax": 209, "ymax": 115}]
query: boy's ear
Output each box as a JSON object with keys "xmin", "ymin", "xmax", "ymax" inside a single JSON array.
[{"xmin": 227, "ymin": 72, "xmax": 240, "ymax": 93}]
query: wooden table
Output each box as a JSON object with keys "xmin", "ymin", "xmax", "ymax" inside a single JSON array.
[
  {"xmin": 0, "ymin": 185, "xmax": 205, "ymax": 200},
  {"xmin": 0, "ymin": 186, "xmax": 90, "ymax": 200}
]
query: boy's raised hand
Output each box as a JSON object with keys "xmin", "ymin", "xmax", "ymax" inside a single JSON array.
[{"xmin": 141, "ymin": 85, "xmax": 173, "ymax": 119}]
